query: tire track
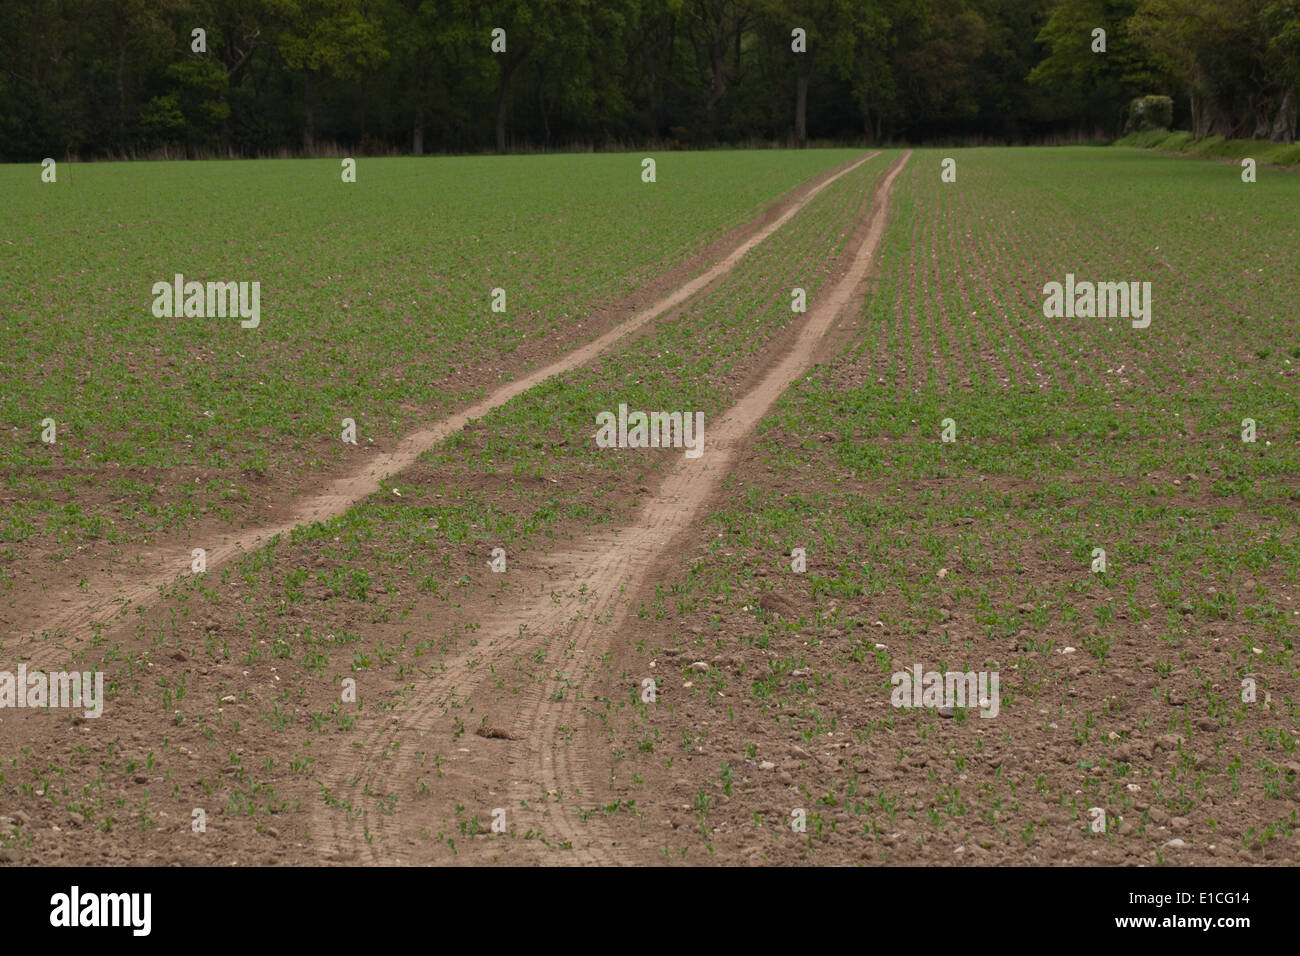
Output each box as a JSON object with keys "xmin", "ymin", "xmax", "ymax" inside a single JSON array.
[
  {"xmin": 9, "ymin": 152, "xmax": 879, "ymax": 673},
  {"xmin": 317, "ymin": 151, "xmax": 912, "ymax": 865}
]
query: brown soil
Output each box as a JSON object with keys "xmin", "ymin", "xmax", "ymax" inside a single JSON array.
[
  {"xmin": 12, "ymin": 149, "xmax": 1290, "ymax": 870},
  {"xmin": 0, "ymin": 151, "xmax": 895, "ymax": 867},
  {"xmin": 301, "ymin": 152, "xmax": 912, "ymax": 865}
]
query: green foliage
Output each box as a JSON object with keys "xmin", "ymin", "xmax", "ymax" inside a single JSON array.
[
  {"xmin": 1129, "ymin": 94, "xmax": 1173, "ymax": 131},
  {"xmin": 0, "ymin": 0, "xmax": 1294, "ymax": 157},
  {"xmin": 1116, "ymin": 128, "xmax": 1300, "ymax": 165},
  {"xmin": 138, "ymin": 95, "xmax": 187, "ymax": 145}
]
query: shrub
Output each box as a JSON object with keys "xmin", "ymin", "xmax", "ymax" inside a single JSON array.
[{"xmin": 1129, "ymin": 96, "xmax": 1174, "ymax": 132}]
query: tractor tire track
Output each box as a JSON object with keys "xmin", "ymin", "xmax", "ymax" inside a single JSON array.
[
  {"xmin": 9, "ymin": 153, "xmax": 879, "ymax": 674},
  {"xmin": 316, "ymin": 151, "xmax": 912, "ymax": 865}
]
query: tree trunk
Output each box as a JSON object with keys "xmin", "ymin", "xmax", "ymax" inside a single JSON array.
[
  {"xmin": 1250, "ymin": 91, "xmax": 1272, "ymax": 140},
  {"xmin": 1271, "ymin": 86, "xmax": 1296, "ymax": 144},
  {"xmin": 540, "ymin": 76, "xmax": 551, "ymax": 147},
  {"xmin": 496, "ymin": 83, "xmax": 508, "ymax": 153},
  {"xmin": 704, "ymin": 41, "xmax": 727, "ymax": 116},
  {"xmin": 496, "ymin": 57, "xmax": 523, "ymax": 153},
  {"xmin": 116, "ymin": 28, "xmax": 127, "ymax": 151},
  {"xmin": 703, "ymin": 15, "xmax": 727, "ymax": 117},
  {"xmin": 645, "ymin": 54, "xmax": 660, "ymax": 140},
  {"xmin": 412, "ymin": 63, "xmax": 426, "ymax": 155},
  {"xmin": 795, "ymin": 72, "xmax": 809, "ymax": 146},
  {"xmin": 302, "ymin": 71, "xmax": 315, "ymax": 153}
]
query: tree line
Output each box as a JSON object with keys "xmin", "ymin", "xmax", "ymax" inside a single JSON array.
[{"xmin": 2, "ymin": 0, "xmax": 1296, "ymax": 161}]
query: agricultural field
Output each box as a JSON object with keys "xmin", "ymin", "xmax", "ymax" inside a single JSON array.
[
  {"xmin": 0, "ymin": 149, "xmax": 860, "ymax": 579},
  {"xmin": 0, "ymin": 146, "xmax": 1296, "ymax": 870},
  {"xmin": 592, "ymin": 148, "xmax": 1300, "ymax": 865}
]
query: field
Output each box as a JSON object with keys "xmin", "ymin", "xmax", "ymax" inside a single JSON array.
[{"xmin": 1, "ymin": 147, "xmax": 1297, "ymax": 866}]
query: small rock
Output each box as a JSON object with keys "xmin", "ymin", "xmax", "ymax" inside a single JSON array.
[
  {"xmin": 937, "ymin": 706, "xmax": 956, "ymax": 718},
  {"xmin": 758, "ymin": 761, "xmax": 775, "ymax": 771},
  {"xmin": 1062, "ymin": 646, "xmax": 1077, "ymax": 655},
  {"xmin": 689, "ymin": 661, "xmax": 709, "ymax": 673}
]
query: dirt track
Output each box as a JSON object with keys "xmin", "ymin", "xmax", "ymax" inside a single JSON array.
[
  {"xmin": 10, "ymin": 152, "xmax": 877, "ymax": 677},
  {"xmin": 310, "ymin": 152, "xmax": 913, "ymax": 864}
]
